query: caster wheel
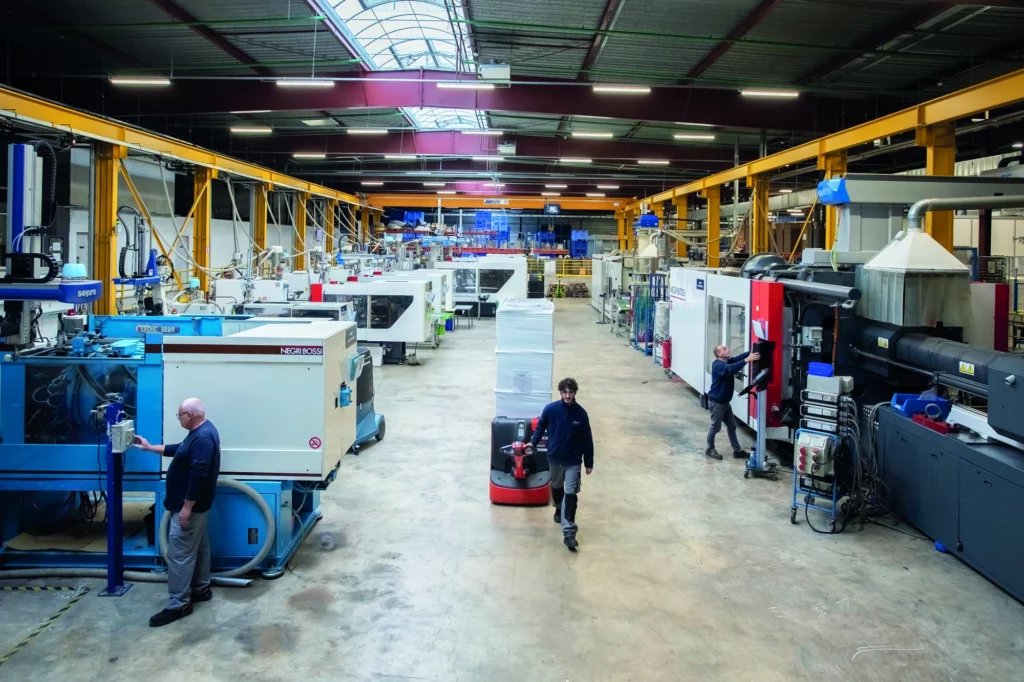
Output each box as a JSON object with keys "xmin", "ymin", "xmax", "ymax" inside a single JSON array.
[
  {"xmin": 827, "ymin": 519, "xmax": 837, "ymax": 532},
  {"xmin": 352, "ymin": 444, "xmax": 361, "ymax": 455},
  {"xmin": 262, "ymin": 569, "xmax": 285, "ymax": 580},
  {"xmin": 743, "ymin": 469, "xmax": 750, "ymax": 479},
  {"xmin": 771, "ymin": 473, "xmax": 779, "ymax": 482},
  {"xmin": 375, "ymin": 417, "xmax": 386, "ymax": 442},
  {"xmin": 790, "ymin": 507, "xmax": 798, "ymax": 524}
]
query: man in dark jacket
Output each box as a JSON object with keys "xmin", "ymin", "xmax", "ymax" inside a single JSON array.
[
  {"xmin": 706, "ymin": 345, "xmax": 760, "ymax": 460},
  {"xmin": 529, "ymin": 377, "xmax": 594, "ymax": 552},
  {"xmin": 134, "ymin": 397, "xmax": 221, "ymax": 626}
]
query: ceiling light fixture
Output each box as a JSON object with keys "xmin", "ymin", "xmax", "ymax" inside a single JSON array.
[
  {"xmin": 1014, "ymin": 143, "xmax": 1023, "ymax": 149},
  {"xmin": 437, "ymin": 190, "xmax": 457, "ymax": 194},
  {"xmin": 638, "ymin": 159, "xmax": 670, "ymax": 165},
  {"xmin": 232, "ymin": 109, "xmax": 271, "ymax": 114},
  {"xmin": 778, "ymin": 189, "xmax": 793, "ymax": 194},
  {"xmin": 586, "ymin": 193, "xmax": 606, "ymax": 197},
  {"xmin": 674, "ymin": 134, "xmax": 716, "ymax": 141},
  {"xmin": 347, "ymin": 128, "xmax": 389, "ymax": 135},
  {"xmin": 597, "ymin": 185, "xmax": 619, "ymax": 189},
  {"xmin": 545, "ymin": 184, "xmax": 568, "ymax": 188},
  {"xmin": 483, "ymin": 183, "xmax": 506, "ymax": 187},
  {"xmin": 109, "ymin": 77, "xmax": 171, "ymax": 86},
  {"xmin": 572, "ymin": 132, "xmax": 614, "ymax": 138},
  {"xmin": 230, "ymin": 126, "xmax": 272, "ymax": 134},
  {"xmin": 361, "ymin": 181, "xmax": 384, "ymax": 186},
  {"xmin": 676, "ymin": 121, "xmax": 715, "ymax": 128},
  {"xmin": 423, "ymin": 182, "xmax": 446, "ymax": 187},
  {"xmin": 276, "ymin": 79, "xmax": 334, "ymax": 88},
  {"xmin": 559, "ymin": 158, "xmax": 592, "ymax": 164},
  {"xmin": 437, "ymin": 82, "xmax": 495, "ymax": 90},
  {"xmin": 740, "ymin": 89, "xmax": 799, "ymax": 98},
  {"xmin": 292, "ymin": 153, "xmax": 327, "ymax": 159},
  {"xmin": 472, "ymin": 156, "xmax": 502, "ymax": 162},
  {"xmin": 542, "ymin": 192, "xmax": 560, "ymax": 197},
  {"xmin": 592, "ymin": 85, "xmax": 650, "ymax": 94},
  {"xmin": 461, "ymin": 130, "xmax": 503, "ymax": 136},
  {"xmin": 302, "ymin": 118, "xmax": 338, "ymax": 127},
  {"xmin": 384, "ymin": 155, "xmax": 417, "ymax": 160}
]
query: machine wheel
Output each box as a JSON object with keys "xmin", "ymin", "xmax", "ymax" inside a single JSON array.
[
  {"xmin": 743, "ymin": 469, "xmax": 750, "ymax": 479},
  {"xmin": 790, "ymin": 507, "xmax": 798, "ymax": 524},
  {"xmin": 375, "ymin": 417, "xmax": 386, "ymax": 441},
  {"xmin": 352, "ymin": 443, "xmax": 361, "ymax": 456}
]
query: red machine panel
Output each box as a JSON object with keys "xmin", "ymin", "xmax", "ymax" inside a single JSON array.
[{"xmin": 750, "ymin": 280, "xmax": 785, "ymax": 428}]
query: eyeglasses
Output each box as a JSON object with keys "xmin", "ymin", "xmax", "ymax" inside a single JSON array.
[{"xmin": 176, "ymin": 411, "xmax": 192, "ymax": 419}]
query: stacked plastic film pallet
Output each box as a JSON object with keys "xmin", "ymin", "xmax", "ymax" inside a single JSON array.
[{"xmin": 495, "ymin": 298, "xmax": 555, "ymax": 418}]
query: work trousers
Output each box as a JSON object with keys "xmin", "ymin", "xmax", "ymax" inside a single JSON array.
[
  {"xmin": 706, "ymin": 401, "xmax": 742, "ymax": 453},
  {"xmin": 549, "ymin": 463, "xmax": 582, "ymax": 539},
  {"xmin": 167, "ymin": 511, "xmax": 211, "ymax": 610}
]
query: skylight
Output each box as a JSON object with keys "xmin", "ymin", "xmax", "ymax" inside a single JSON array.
[
  {"xmin": 328, "ymin": 0, "xmax": 475, "ymax": 72},
  {"xmin": 403, "ymin": 107, "xmax": 485, "ymax": 130}
]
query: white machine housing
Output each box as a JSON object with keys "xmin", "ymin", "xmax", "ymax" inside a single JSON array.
[
  {"xmin": 386, "ymin": 270, "xmax": 454, "ymax": 314},
  {"xmin": 321, "ymin": 279, "xmax": 432, "ymax": 344},
  {"xmin": 213, "ymin": 278, "xmax": 289, "ymax": 307},
  {"xmin": 591, "ymin": 255, "xmax": 632, "ymax": 316},
  {"xmin": 284, "ymin": 271, "xmax": 316, "ymax": 300},
  {"xmin": 239, "ymin": 301, "xmax": 354, "ymax": 321},
  {"xmin": 161, "ymin": 321, "xmax": 359, "ymax": 481},
  {"xmin": 436, "ymin": 255, "xmax": 527, "ymax": 305}
]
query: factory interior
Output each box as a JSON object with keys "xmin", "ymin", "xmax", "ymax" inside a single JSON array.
[{"xmin": 3, "ymin": 0, "xmax": 1024, "ymax": 679}]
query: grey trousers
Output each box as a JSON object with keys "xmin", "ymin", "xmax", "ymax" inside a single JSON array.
[
  {"xmin": 707, "ymin": 401, "xmax": 742, "ymax": 453},
  {"xmin": 550, "ymin": 463, "xmax": 582, "ymax": 539},
  {"xmin": 167, "ymin": 510, "xmax": 210, "ymax": 610}
]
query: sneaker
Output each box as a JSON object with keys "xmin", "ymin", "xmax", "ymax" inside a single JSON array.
[
  {"xmin": 705, "ymin": 449, "xmax": 723, "ymax": 460},
  {"xmin": 564, "ymin": 536, "xmax": 578, "ymax": 552},
  {"xmin": 149, "ymin": 603, "xmax": 193, "ymax": 627},
  {"xmin": 733, "ymin": 449, "xmax": 750, "ymax": 459},
  {"xmin": 553, "ymin": 510, "xmax": 561, "ymax": 524},
  {"xmin": 192, "ymin": 587, "xmax": 213, "ymax": 603}
]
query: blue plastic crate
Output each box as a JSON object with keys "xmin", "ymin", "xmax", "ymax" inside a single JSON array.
[
  {"xmin": 808, "ymin": 362, "xmax": 834, "ymax": 377},
  {"xmin": 891, "ymin": 393, "xmax": 952, "ymax": 421}
]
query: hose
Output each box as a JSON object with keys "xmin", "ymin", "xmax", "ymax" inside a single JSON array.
[
  {"xmin": 159, "ymin": 478, "xmax": 276, "ymax": 579},
  {"xmin": 0, "ymin": 568, "xmax": 251, "ymax": 587}
]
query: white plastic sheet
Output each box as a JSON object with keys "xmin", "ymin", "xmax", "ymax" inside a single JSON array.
[
  {"xmin": 496, "ymin": 350, "xmax": 554, "ymax": 394},
  {"xmin": 496, "ymin": 298, "xmax": 554, "ymax": 352},
  {"xmin": 654, "ymin": 300, "xmax": 670, "ymax": 340},
  {"xmin": 494, "ymin": 390, "xmax": 552, "ymax": 419}
]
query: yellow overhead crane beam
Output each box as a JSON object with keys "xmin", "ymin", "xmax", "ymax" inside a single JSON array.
[
  {"xmin": 0, "ymin": 85, "xmax": 360, "ymax": 206},
  {"xmin": 631, "ymin": 67, "xmax": 1024, "ymax": 252},
  {"xmin": 367, "ymin": 194, "xmax": 624, "ymax": 212}
]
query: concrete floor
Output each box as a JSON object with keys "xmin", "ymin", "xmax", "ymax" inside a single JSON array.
[{"xmin": 3, "ymin": 299, "xmax": 1024, "ymax": 681}]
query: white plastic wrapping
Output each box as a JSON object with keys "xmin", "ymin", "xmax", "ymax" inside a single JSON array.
[
  {"xmin": 654, "ymin": 300, "xmax": 670, "ymax": 340},
  {"xmin": 496, "ymin": 350, "xmax": 554, "ymax": 394},
  {"xmin": 496, "ymin": 298, "xmax": 554, "ymax": 352},
  {"xmin": 495, "ymin": 390, "xmax": 552, "ymax": 419}
]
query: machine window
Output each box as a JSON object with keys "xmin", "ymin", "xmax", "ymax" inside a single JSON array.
[
  {"xmin": 369, "ymin": 295, "xmax": 414, "ymax": 329},
  {"xmin": 325, "ymin": 295, "xmax": 367, "ymax": 327},
  {"xmin": 453, "ymin": 269, "xmax": 477, "ymax": 294},
  {"xmin": 706, "ymin": 296, "xmax": 723, "ymax": 374},
  {"xmin": 480, "ymin": 268, "xmax": 513, "ymax": 294},
  {"xmin": 727, "ymin": 303, "xmax": 747, "ymax": 391},
  {"xmin": 24, "ymin": 363, "xmax": 138, "ymax": 446}
]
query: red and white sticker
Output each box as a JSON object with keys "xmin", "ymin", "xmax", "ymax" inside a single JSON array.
[{"xmin": 308, "ymin": 437, "xmax": 322, "ymax": 449}]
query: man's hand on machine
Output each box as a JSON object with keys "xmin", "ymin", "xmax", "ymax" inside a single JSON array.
[
  {"xmin": 133, "ymin": 435, "xmax": 152, "ymax": 451},
  {"xmin": 746, "ymin": 352, "xmax": 761, "ymax": 363}
]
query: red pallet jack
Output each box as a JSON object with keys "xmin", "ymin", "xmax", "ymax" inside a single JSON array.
[{"xmin": 489, "ymin": 417, "xmax": 551, "ymax": 505}]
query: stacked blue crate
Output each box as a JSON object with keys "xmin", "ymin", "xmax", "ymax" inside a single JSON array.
[
  {"xmin": 492, "ymin": 213, "xmax": 510, "ymax": 245},
  {"xmin": 570, "ymin": 230, "xmax": 588, "ymax": 258}
]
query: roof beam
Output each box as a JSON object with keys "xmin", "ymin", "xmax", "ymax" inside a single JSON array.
[
  {"xmin": 147, "ymin": 0, "xmax": 274, "ymax": 77},
  {"xmin": 579, "ymin": 0, "xmax": 625, "ymax": 78},
  {"xmin": 687, "ymin": 0, "xmax": 784, "ymax": 79},
  {"xmin": 795, "ymin": 5, "xmax": 948, "ymax": 85},
  {"xmin": 367, "ymin": 194, "xmax": 622, "ymax": 211}
]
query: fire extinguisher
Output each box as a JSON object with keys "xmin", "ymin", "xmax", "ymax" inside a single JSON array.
[{"xmin": 662, "ymin": 339, "xmax": 672, "ymax": 369}]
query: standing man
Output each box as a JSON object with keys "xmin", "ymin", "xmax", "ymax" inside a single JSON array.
[
  {"xmin": 134, "ymin": 397, "xmax": 221, "ymax": 627},
  {"xmin": 529, "ymin": 378, "xmax": 594, "ymax": 552},
  {"xmin": 706, "ymin": 345, "xmax": 760, "ymax": 460}
]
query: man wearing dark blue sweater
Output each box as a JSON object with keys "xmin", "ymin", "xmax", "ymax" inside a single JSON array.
[
  {"xmin": 706, "ymin": 345, "xmax": 759, "ymax": 460},
  {"xmin": 134, "ymin": 397, "xmax": 221, "ymax": 627},
  {"xmin": 529, "ymin": 378, "xmax": 594, "ymax": 552}
]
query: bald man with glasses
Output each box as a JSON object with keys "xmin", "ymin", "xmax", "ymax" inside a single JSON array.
[{"xmin": 134, "ymin": 397, "xmax": 221, "ymax": 627}]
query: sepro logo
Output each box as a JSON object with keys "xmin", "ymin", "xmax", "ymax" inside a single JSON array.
[
  {"xmin": 696, "ymin": 279, "xmax": 705, "ymax": 290},
  {"xmin": 281, "ymin": 346, "xmax": 324, "ymax": 356},
  {"xmin": 77, "ymin": 289, "xmax": 98, "ymax": 298}
]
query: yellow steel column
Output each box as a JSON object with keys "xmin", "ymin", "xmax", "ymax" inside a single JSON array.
[
  {"xmin": 325, "ymin": 200, "xmax": 337, "ymax": 254},
  {"xmin": 616, "ymin": 210, "xmax": 626, "ymax": 251},
  {"xmin": 916, "ymin": 124, "xmax": 956, "ymax": 251},
  {"xmin": 253, "ymin": 183, "xmax": 270, "ymax": 252},
  {"xmin": 192, "ymin": 167, "xmax": 216, "ymax": 293},
  {"xmin": 294, "ymin": 192, "xmax": 309, "ymax": 271},
  {"xmin": 701, "ymin": 187, "xmax": 721, "ymax": 267},
  {"xmin": 92, "ymin": 143, "xmax": 126, "ymax": 315},
  {"xmin": 360, "ymin": 209, "xmax": 370, "ymax": 246},
  {"xmin": 818, "ymin": 151, "xmax": 847, "ymax": 250},
  {"xmin": 625, "ymin": 207, "xmax": 635, "ymax": 253},
  {"xmin": 672, "ymin": 195, "xmax": 688, "ymax": 258},
  {"xmin": 747, "ymin": 175, "xmax": 769, "ymax": 254}
]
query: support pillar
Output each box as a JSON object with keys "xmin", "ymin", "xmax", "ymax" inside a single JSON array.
[
  {"xmin": 92, "ymin": 143, "xmax": 126, "ymax": 315},
  {"xmin": 253, "ymin": 183, "xmax": 270, "ymax": 252},
  {"xmin": 192, "ymin": 167, "xmax": 216, "ymax": 293},
  {"xmin": 360, "ymin": 209, "xmax": 370, "ymax": 246},
  {"xmin": 294, "ymin": 192, "xmax": 309, "ymax": 271},
  {"xmin": 747, "ymin": 175, "xmax": 769, "ymax": 255},
  {"xmin": 325, "ymin": 200, "xmax": 337, "ymax": 255},
  {"xmin": 624, "ymin": 207, "xmax": 635, "ymax": 253},
  {"xmin": 672, "ymin": 195, "xmax": 688, "ymax": 258},
  {"xmin": 916, "ymin": 124, "xmax": 956, "ymax": 252},
  {"xmin": 701, "ymin": 187, "xmax": 721, "ymax": 267},
  {"xmin": 979, "ymin": 208, "xmax": 992, "ymax": 259},
  {"xmin": 616, "ymin": 211, "xmax": 626, "ymax": 252},
  {"xmin": 818, "ymin": 151, "xmax": 847, "ymax": 250}
]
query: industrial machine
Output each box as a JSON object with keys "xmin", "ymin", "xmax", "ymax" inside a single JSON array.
[
  {"xmin": 436, "ymin": 255, "xmax": 528, "ymax": 316},
  {"xmin": 321, "ymin": 278, "xmax": 432, "ymax": 364},
  {"xmin": 374, "ymin": 270, "xmax": 453, "ymax": 347},
  {"xmin": 489, "ymin": 417, "xmax": 551, "ymax": 505},
  {"xmin": 213, "ymin": 277, "xmax": 289, "ymax": 307},
  {"xmin": 351, "ymin": 347, "xmax": 385, "ymax": 453},
  {"xmin": 591, "ymin": 255, "xmax": 633, "ymax": 322}
]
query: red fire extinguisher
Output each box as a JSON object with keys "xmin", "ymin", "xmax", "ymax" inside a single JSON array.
[{"xmin": 662, "ymin": 339, "xmax": 672, "ymax": 369}]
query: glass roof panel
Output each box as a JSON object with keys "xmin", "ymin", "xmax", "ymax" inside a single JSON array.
[
  {"xmin": 329, "ymin": 0, "xmax": 474, "ymax": 72},
  {"xmin": 402, "ymin": 107, "xmax": 486, "ymax": 130}
]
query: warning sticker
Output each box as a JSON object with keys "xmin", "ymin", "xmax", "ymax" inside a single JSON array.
[
  {"xmin": 959, "ymin": 361, "xmax": 976, "ymax": 377},
  {"xmin": 877, "ymin": 337, "xmax": 889, "ymax": 349},
  {"xmin": 308, "ymin": 437, "xmax": 322, "ymax": 449}
]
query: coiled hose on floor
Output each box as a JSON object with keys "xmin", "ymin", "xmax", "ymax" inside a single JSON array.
[{"xmin": 0, "ymin": 480, "xmax": 275, "ymax": 586}]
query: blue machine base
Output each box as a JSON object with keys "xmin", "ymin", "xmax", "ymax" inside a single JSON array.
[
  {"xmin": 353, "ymin": 410, "xmax": 385, "ymax": 452},
  {"xmin": 99, "ymin": 583, "xmax": 133, "ymax": 597}
]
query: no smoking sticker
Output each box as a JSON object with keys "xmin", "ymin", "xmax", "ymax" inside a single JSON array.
[{"xmin": 308, "ymin": 437, "xmax": 322, "ymax": 449}]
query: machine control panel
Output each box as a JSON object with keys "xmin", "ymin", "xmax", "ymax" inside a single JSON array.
[
  {"xmin": 796, "ymin": 431, "xmax": 835, "ymax": 477},
  {"xmin": 111, "ymin": 420, "xmax": 136, "ymax": 455}
]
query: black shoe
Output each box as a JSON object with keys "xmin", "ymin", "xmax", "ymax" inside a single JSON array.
[
  {"xmin": 564, "ymin": 536, "xmax": 578, "ymax": 552},
  {"xmin": 553, "ymin": 510, "xmax": 561, "ymax": 524},
  {"xmin": 733, "ymin": 449, "xmax": 750, "ymax": 459},
  {"xmin": 149, "ymin": 603, "xmax": 193, "ymax": 627},
  {"xmin": 705, "ymin": 449, "xmax": 723, "ymax": 460},
  {"xmin": 192, "ymin": 587, "xmax": 213, "ymax": 603}
]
